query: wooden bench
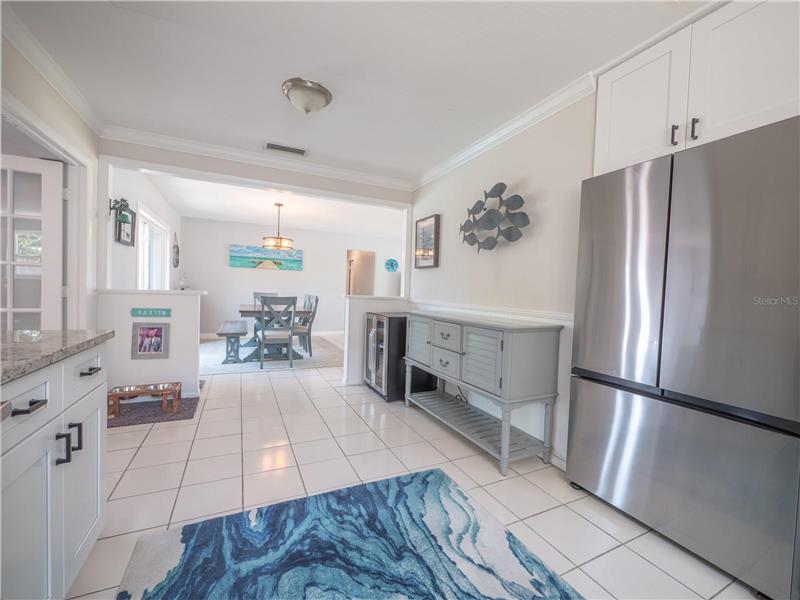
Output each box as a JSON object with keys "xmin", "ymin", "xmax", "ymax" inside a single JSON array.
[{"xmin": 217, "ymin": 319, "xmax": 248, "ymax": 364}]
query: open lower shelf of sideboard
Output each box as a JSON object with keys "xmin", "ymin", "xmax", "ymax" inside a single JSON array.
[{"xmin": 405, "ymin": 389, "xmax": 545, "ymax": 463}]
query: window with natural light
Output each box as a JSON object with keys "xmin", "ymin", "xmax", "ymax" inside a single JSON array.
[{"xmin": 137, "ymin": 212, "xmax": 168, "ymax": 290}]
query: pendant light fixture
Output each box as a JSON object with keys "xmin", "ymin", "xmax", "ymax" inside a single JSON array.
[
  {"xmin": 282, "ymin": 77, "xmax": 332, "ymax": 114},
  {"xmin": 262, "ymin": 202, "xmax": 294, "ymax": 250}
]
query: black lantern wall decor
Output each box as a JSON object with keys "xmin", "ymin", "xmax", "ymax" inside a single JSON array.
[
  {"xmin": 110, "ymin": 197, "xmax": 136, "ymax": 246},
  {"xmin": 459, "ymin": 182, "xmax": 530, "ymax": 252}
]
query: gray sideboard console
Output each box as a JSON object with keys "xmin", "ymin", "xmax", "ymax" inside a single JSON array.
[{"xmin": 403, "ymin": 310, "xmax": 563, "ymax": 476}]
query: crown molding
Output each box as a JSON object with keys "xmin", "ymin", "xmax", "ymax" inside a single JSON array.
[
  {"xmin": 101, "ymin": 125, "xmax": 416, "ymax": 192},
  {"xmin": 1, "ymin": 5, "xmax": 105, "ymax": 136},
  {"xmin": 417, "ymin": 73, "xmax": 596, "ymax": 188}
]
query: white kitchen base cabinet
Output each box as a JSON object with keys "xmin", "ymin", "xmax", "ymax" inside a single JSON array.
[
  {"xmin": 1, "ymin": 417, "xmax": 66, "ymax": 600},
  {"xmin": 62, "ymin": 385, "xmax": 106, "ymax": 589},
  {"xmin": 594, "ymin": 0, "xmax": 799, "ymax": 174},
  {"xmin": 1, "ymin": 343, "xmax": 108, "ymax": 600}
]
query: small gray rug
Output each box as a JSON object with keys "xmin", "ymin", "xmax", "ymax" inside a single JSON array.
[{"xmin": 199, "ymin": 336, "xmax": 343, "ymax": 376}]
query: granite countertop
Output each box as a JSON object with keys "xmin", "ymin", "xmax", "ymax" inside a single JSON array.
[{"xmin": 1, "ymin": 329, "xmax": 115, "ymax": 385}]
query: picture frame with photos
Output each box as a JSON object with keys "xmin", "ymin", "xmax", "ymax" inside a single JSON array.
[{"xmin": 131, "ymin": 322, "xmax": 170, "ymax": 359}]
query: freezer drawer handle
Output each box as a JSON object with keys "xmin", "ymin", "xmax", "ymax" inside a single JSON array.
[
  {"xmin": 690, "ymin": 117, "xmax": 700, "ymax": 140},
  {"xmin": 79, "ymin": 366, "xmax": 102, "ymax": 377},
  {"xmin": 68, "ymin": 422, "xmax": 84, "ymax": 452},
  {"xmin": 55, "ymin": 432, "xmax": 72, "ymax": 466},
  {"xmin": 670, "ymin": 124, "xmax": 679, "ymax": 146},
  {"xmin": 439, "ymin": 332, "xmax": 451, "ymax": 340},
  {"xmin": 11, "ymin": 399, "xmax": 48, "ymax": 417},
  {"xmin": 439, "ymin": 358, "xmax": 450, "ymax": 368}
]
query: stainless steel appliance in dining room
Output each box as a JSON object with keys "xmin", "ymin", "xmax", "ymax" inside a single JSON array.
[
  {"xmin": 567, "ymin": 117, "xmax": 800, "ymax": 600},
  {"xmin": 364, "ymin": 312, "xmax": 434, "ymax": 401}
]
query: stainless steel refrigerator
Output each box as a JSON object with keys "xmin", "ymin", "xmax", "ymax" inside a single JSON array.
[{"xmin": 567, "ymin": 117, "xmax": 799, "ymax": 600}]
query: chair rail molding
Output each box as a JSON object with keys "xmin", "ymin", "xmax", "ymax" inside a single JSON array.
[{"xmin": 410, "ymin": 299, "xmax": 574, "ymax": 326}]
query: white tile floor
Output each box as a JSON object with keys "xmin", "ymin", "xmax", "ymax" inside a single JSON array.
[{"xmin": 70, "ymin": 366, "xmax": 761, "ymax": 600}]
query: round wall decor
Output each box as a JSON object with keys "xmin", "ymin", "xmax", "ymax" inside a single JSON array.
[{"xmin": 384, "ymin": 258, "xmax": 399, "ymax": 272}]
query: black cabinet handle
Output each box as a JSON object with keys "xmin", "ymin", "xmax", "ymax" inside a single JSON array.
[
  {"xmin": 79, "ymin": 366, "xmax": 102, "ymax": 377},
  {"xmin": 11, "ymin": 399, "xmax": 48, "ymax": 417},
  {"xmin": 68, "ymin": 422, "xmax": 83, "ymax": 451},
  {"xmin": 439, "ymin": 358, "xmax": 450, "ymax": 368},
  {"xmin": 56, "ymin": 432, "xmax": 72, "ymax": 465},
  {"xmin": 690, "ymin": 117, "xmax": 700, "ymax": 140},
  {"xmin": 670, "ymin": 124, "xmax": 679, "ymax": 146},
  {"xmin": 440, "ymin": 332, "xmax": 451, "ymax": 340}
]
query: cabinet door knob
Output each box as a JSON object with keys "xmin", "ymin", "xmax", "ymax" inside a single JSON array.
[
  {"xmin": 670, "ymin": 124, "xmax": 679, "ymax": 146},
  {"xmin": 55, "ymin": 432, "xmax": 72, "ymax": 466},
  {"xmin": 68, "ymin": 422, "xmax": 84, "ymax": 451},
  {"xmin": 690, "ymin": 117, "xmax": 700, "ymax": 140}
]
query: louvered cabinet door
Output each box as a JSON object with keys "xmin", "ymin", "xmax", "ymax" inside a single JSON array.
[
  {"xmin": 461, "ymin": 326, "xmax": 503, "ymax": 395},
  {"xmin": 406, "ymin": 317, "xmax": 432, "ymax": 366}
]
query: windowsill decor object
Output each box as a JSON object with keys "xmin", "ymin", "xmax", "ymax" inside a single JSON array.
[
  {"xmin": 385, "ymin": 259, "xmax": 399, "ymax": 272},
  {"xmin": 460, "ymin": 183, "xmax": 530, "ymax": 252},
  {"xmin": 415, "ymin": 214, "xmax": 440, "ymax": 269}
]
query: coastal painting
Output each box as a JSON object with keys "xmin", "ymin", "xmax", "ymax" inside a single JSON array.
[{"xmin": 228, "ymin": 245, "xmax": 304, "ymax": 271}]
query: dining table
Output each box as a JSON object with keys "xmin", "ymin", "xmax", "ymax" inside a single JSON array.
[{"xmin": 238, "ymin": 303, "xmax": 314, "ymax": 361}]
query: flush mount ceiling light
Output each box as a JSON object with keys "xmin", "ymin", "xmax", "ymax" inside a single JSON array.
[
  {"xmin": 262, "ymin": 202, "xmax": 294, "ymax": 250},
  {"xmin": 282, "ymin": 77, "xmax": 332, "ymax": 114}
]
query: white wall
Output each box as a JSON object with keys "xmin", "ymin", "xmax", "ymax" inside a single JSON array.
[
  {"xmin": 109, "ymin": 167, "xmax": 181, "ymax": 289},
  {"xmin": 180, "ymin": 217, "xmax": 403, "ymax": 334},
  {"xmin": 410, "ymin": 95, "xmax": 596, "ymax": 465},
  {"xmin": 96, "ymin": 290, "xmax": 204, "ymax": 397}
]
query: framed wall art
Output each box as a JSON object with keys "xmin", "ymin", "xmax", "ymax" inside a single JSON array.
[
  {"xmin": 131, "ymin": 322, "xmax": 170, "ymax": 359},
  {"xmin": 415, "ymin": 214, "xmax": 440, "ymax": 269}
]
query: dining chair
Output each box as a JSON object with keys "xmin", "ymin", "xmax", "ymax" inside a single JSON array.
[
  {"xmin": 252, "ymin": 292, "xmax": 277, "ymax": 340},
  {"xmin": 257, "ymin": 295, "xmax": 296, "ymax": 369},
  {"xmin": 294, "ymin": 295, "xmax": 319, "ymax": 356}
]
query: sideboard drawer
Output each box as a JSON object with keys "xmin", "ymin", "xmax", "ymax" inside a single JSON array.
[
  {"xmin": 432, "ymin": 321, "xmax": 461, "ymax": 352},
  {"xmin": 1, "ymin": 363, "xmax": 64, "ymax": 455},
  {"xmin": 63, "ymin": 347, "xmax": 106, "ymax": 409},
  {"xmin": 431, "ymin": 347, "xmax": 461, "ymax": 379}
]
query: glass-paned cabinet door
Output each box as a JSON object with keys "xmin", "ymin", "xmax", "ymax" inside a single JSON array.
[{"xmin": 0, "ymin": 155, "xmax": 62, "ymax": 332}]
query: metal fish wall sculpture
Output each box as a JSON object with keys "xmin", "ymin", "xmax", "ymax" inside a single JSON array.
[{"xmin": 460, "ymin": 182, "xmax": 531, "ymax": 252}]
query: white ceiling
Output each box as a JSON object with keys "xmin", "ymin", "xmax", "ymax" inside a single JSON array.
[
  {"xmin": 10, "ymin": 1, "xmax": 704, "ymax": 183},
  {"xmin": 143, "ymin": 170, "xmax": 405, "ymax": 239}
]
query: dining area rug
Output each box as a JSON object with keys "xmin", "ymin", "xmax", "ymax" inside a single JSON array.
[
  {"xmin": 115, "ymin": 469, "xmax": 581, "ymax": 600},
  {"xmin": 199, "ymin": 335, "xmax": 344, "ymax": 376}
]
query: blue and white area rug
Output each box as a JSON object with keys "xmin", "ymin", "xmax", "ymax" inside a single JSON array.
[{"xmin": 116, "ymin": 469, "xmax": 582, "ymax": 600}]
